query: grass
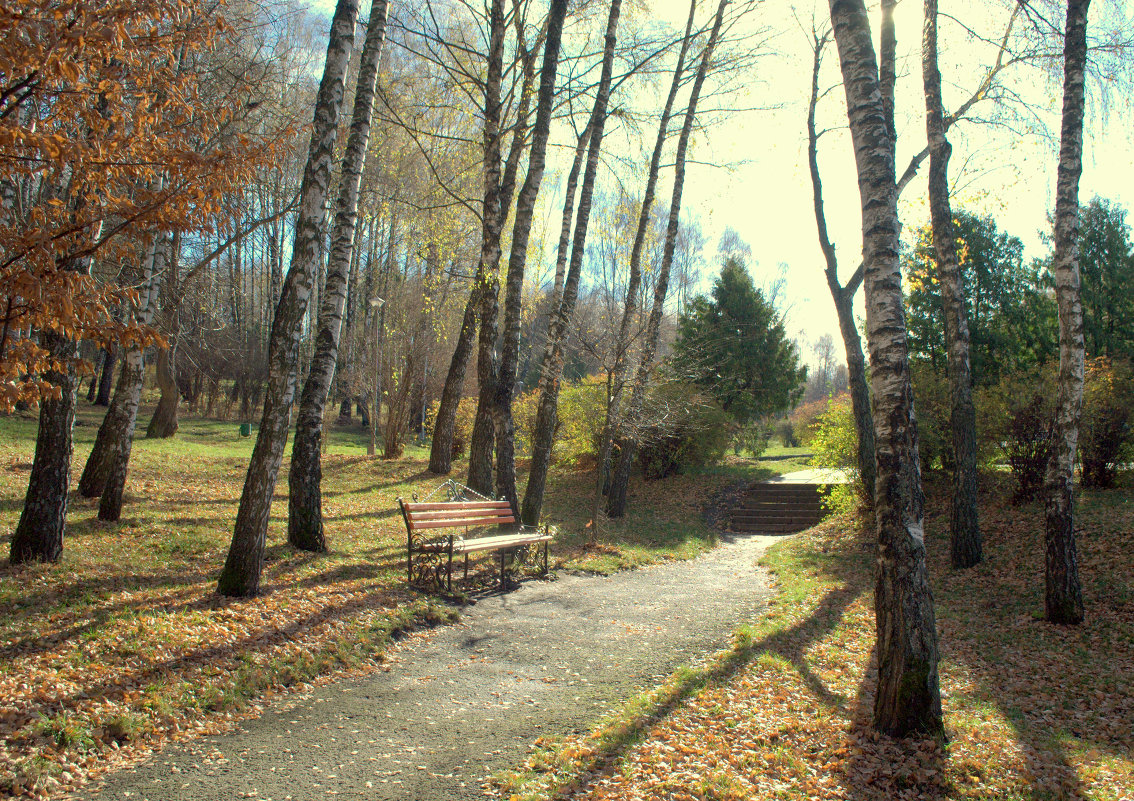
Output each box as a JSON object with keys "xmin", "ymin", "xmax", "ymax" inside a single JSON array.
[
  {"xmin": 495, "ymin": 472, "xmax": 1134, "ymax": 800},
  {"xmin": 0, "ymin": 401, "xmax": 777, "ymax": 798}
]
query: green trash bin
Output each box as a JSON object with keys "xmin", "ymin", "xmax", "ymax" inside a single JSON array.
[{"xmin": 239, "ymin": 422, "xmax": 251, "ymax": 437}]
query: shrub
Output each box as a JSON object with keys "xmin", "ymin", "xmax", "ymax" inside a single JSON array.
[
  {"xmin": 807, "ymin": 395, "xmax": 867, "ymax": 514},
  {"xmin": 635, "ymin": 382, "xmax": 731, "ymax": 479},
  {"xmin": 733, "ymin": 421, "xmax": 771, "ymax": 458},
  {"xmin": 787, "ymin": 398, "xmax": 827, "ymax": 445},
  {"xmin": 1079, "ymin": 357, "xmax": 1133, "ymax": 488},
  {"xmin": 776, "ymin": 420, "xmax": 798, "ymax": 448},
  {"xmin": 983, "ymin": 369, "xmax": 1057, "ymax": 504},
  {"xmin": 552, "ymin": 377, "xmax": 607, "ymax": 467},
  {"xmin": 909, "ymin": 363, "xmax": 951, "ymax": 472}
]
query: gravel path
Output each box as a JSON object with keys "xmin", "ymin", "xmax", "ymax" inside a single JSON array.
[{"xmin": 81, "ymin": 531, "xmax": 779, "ymax": 801}]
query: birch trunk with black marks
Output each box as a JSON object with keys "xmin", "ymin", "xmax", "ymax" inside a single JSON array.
[
  {"xmin": 289, "ymin": 0, "xmax": 388, "ymax": 553},
  {"xmin": 828, "ymin": 0, "xmax": 942, "ymax": 737},
  {"xmin": 492, "ymin": 0, "xmax": 569, "ymax": 514},
  {"xmin": 465, "ymin": 0, "xmax": 509, "ymax": 498},
  {"xmin": 552, "ymin": 123, "xmax": 590, "ymax": 299},
  {"xmin": 8, "ymin": 330, "xmax": 78, "ymax": 563},
  {"xmin": 468, "ymin": 4, "xmax": 538, "ymax": 498},
  {"xmin": 594, "ymin": 0, "xmax": 696, "ymax": 526},
  {"xmin": 808, "ymin": 29, "xmax": 875, "ymax": 505},
  {"xmin": 218, "ymin": 0, "xmax": 358, "ymax": 597},
  {"xmin": 923, "ymin": 0, "xmax": 980, "ymax": 568},
  {"xmin": 521, "ymin": 0, "xmax": 622, "ymax": 525},
  {"xmin": 99, "ymin": 238, "xmax": 166, "ymax": 521},
  {"xmin": 9, "ymin": 210, "xmax": 103, "ymax": 563},
  {"xmin": 606, "ymin": 0, "xmax": 727, "ymax": 519},
  {"xmin": 1044, "ymin": 0, "xmax": 1089, "ymax": 626},
  {"xmin": 79, "ymin": 237, "xmax": 164, "ymax": 499}
]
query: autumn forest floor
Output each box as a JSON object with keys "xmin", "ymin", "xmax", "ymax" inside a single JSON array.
[
  {"xmin": 0, "ymin": 404, "xmax": 801, "ymax": 799},
  {"xmin": 1, "ymin": 404, "xmax": 1131, "ymax": 800},
  {"xmin": 497, "ymin": 473, "xmax": 1134, "ymax": 801}
]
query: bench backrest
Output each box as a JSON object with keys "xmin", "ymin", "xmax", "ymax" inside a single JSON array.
[{"xmin": 399, "ymin": 499, "xmax": 515, "ymax": 532}]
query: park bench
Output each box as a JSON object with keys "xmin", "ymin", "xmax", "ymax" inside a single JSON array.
[{"xmin": 397, "ymin": 481, "xmax": 552, "ymax": 592}]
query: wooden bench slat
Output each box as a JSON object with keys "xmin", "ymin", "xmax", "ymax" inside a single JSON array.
[
  {"xmin": 404, "ymin": 501, "xmax": 511, "ymax": 512},
  {"xmin": 409, "ymin": 514, "xmax": 516, "ymax": 531},
  {"xmin": 407, "ymin": 508, "xmax": 515, "ymax": 522},
  {"xmin": 453, "ymin": 533, "xmax": 552, "ymax": 554}
]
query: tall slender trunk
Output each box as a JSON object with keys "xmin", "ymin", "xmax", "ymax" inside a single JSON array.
[
  {"xmin": 429, "ymin": 289, "xmax": 477, "ymax": 473},
  {"xmin": 147, "ymin": 229, "xmax": 183, "ymax": 439},
  {"xmin": 807, "ymin": 29, "xmax": 875, "ymax": 504},
  {"xmin": 218, "ymin": 0, "xmax": 359, "ymax": 597},
  {"xmin": 923, "ymin": 0, "xmax": 980, "ymax": 568},
  {"xmin": 9, "ymin": 198, "xmax": 103, "ymax": 563},
  {"xmin": 552, "ymin": 123, "xmax": 590, "ymax": 299},
  {"xmin": 828, "ymin": 0, "xmax": 942, "ymax": 737},
  {"xmin": 593, "ymin": 0, "xmax": 696, "ymax": 527},
  {"xmin": 94, "ymin": 345, "xmax": 115, "ymax": 406},
  {"xmin": 520, "ymin": 0, "xmax": 622, "ymax": 525},
  {"xmin": 289, "ymin": 0, "xmax": 389, "ymax": 553},
  {"xmin": 1044, "ymin": 0, "xmax": 1089, "ymax": 626},
  {"xmin": 87, "ymin": 349, "xmax": 103, "ymax": 402},
  {"xmin": 79, "ymin": 236, "xmax": 164, "ymax": 498},
  {"xmin": 99, "ymin": 237, "xmax": 166, "ymax": 521},
  {"xmin": 607, "ymin": 0, "xmax": 727, "ymax": 519},
  {"xmin": 492, "ymin": 0, "xmax": 570, "ymax": 514},
  {"xmin": 468, "ymin": 4, "xmax": 538, "ymax": 498}
]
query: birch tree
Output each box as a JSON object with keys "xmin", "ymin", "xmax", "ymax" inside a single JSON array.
[
  {"xmin": 491, "ymin": 0, "xmax": 570, "ymax": 513},
  {"xmin": 521, "ymin": 0, "xmax": 623, "ymax": 525},
  {"xmin": 289, "ymin": 0, "xmax": 390, "ymax": 553},
  {"xmin": 827, "ymin": 0, "xmax": 943, "ymax": 736},
  {"xmin": 923, "ymin": 0, "xmax": 981, "ymax": 568},
  {"xmin": 592, "ymin": 0, "xmax": 697, "ymax": 527},
  {"xmin": 605, "ymin": 0, "xmax": 728, "ymax": 520},
  {"xmin": 218, "ymin": 0, "xmax": 359, "ymax": 597},
  {"xmin": 1043, "ymin": 0, "xmax": 1090, "ymax": 626}
]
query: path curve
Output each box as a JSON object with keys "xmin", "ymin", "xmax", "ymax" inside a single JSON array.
[{"xmin": 81, "ymin": 532, "xmax": 779, "ymax": 801}]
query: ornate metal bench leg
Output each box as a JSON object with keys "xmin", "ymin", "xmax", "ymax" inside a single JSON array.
[
  {"xmin": 543, "ymin": 541, "xmax": 549, "ymax": 575},
  {"xmin": 464, "ymin": 553, "xmax": 469, "ymax": 581},
  {"xmin": 499, "ymin": 551, "xmax": 506, "ymax": 590},
  {"xmin": 446, "ymin": 537, "xmax": 454, "ymax": 593}
]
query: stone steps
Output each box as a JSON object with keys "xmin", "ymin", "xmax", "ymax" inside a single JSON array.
[{"xmin": 730, "ymin": 482, "xmax": 826, "ymax": 534}]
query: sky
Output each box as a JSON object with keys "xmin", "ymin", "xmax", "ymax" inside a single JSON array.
[{"xmin": 308, "ymin": 0, "xmax": 1134, "ymax": 365}]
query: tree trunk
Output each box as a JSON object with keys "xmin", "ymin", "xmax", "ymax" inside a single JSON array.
[
  {"xmin": 593, "ymin": 0, "xmax": 696, "ymax": 527},
  {"xmin": 491, "ymin": 0, "xmax": 570, "ymax": 513},
  {"xmin": 79, "ymin": 238, "xmax": 163, "ymax": 498},
  {"xmin": 807, "ymin": 29, "xmax": 876, "ymax": 505},
  {"xmin": 289, "ymin": 0, "xmax": 388, "ymax": 553},
  {"xmin": 429, "ymin": 290, "xmax": 477, "ymax": 474},
  {"xmin": 521, "ymin": 0, "xmax": 622, "ymax": 525},
  {"xmin": 98, "ymin": 237, "xmax": 166, "ymax": 520},
  {"xmin": 95, "ymin": 345, "xmax": 116, "ymax": 406},
  {"xmin": 827, "ymin": 0, "xmax": 943, "ymax": 737},
  {"xmin": 607, "ymin": 0, "xmax": 726, "ymax": 519},
  {"xmin": 923, "ymin": 0, "xmax": 980, "ymax": 568},
  {"xmin": 8, "ymin": 330, "xmax": 77, "ymax": 564},
  {"xmin": 218, "ymin": 0, "xmax": 358, "ymax": 597},
  {"xmin": 468, "ymin": 0, "xmax": 537, "ymax": 499},
  {"xmin": 88, "ymin": 349, "xmax": 104, "ymax": 402},
  {"xmin": 147, "ymin": 340, "xmax": 180, "ymax": 438},
  {"xmin": 1043, "ymin": 0, "xmax": 1089, "ymax": 626}
]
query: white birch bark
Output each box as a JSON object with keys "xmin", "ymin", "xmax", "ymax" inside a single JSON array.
[
  {"xmin": 218, "ymin": 0, "xmax": 359, "ymax": 597},
  {"xmin": 1043, "ymin": 0, "xmax": 1089, "ymax": 626},
  {"xmin": 827, "ymin": 0, "xmax": 942, "ymax": 737}
]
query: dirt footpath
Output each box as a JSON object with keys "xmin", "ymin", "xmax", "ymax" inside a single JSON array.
[{"xmin": 80, "ymin": 532, "xmax": 779, "ymax": 801}]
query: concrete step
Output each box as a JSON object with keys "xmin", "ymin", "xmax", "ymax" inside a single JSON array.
[{"xmin": 729, "ymin": 481, "xmax": 827, "ymax": 534}]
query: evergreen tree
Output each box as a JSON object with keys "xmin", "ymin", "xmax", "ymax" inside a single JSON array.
[{"xmin": 672, "ymin": 259, "xmax": 805, "ymax": 425}]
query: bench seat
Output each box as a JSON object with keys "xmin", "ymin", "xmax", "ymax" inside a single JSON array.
[{"xmin": 398, "ymin": 496, "xmax": 552, "ymax": 591}]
